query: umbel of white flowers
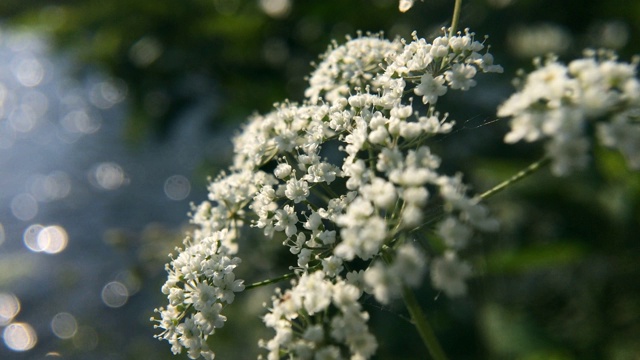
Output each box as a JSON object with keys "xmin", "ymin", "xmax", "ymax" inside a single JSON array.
[
  {"xmin": 498, "ymin": 50, "xmax": 640, "ymax": 175},
  {"xmin": 152, "ymin": 24, "xmax": 640, "ymax": 360},
  {"xmin": 153, "ymin": 26, "xmax": 502, "ymax": 360}
]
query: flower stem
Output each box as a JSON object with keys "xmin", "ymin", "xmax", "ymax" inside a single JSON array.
[
  {"xmin": 401, "ymin": 285, "xmax": 449, "ymax": 360},
  {"xmin": 480, "ymin": 156, "xmax": 551, "ymax": 200},
  {"xmin": 245, "ymin": 272, "xmax": 297, "ymax": 290},
  {"xmin": 448, "ymin": 0, "xmax": 463, "ymax": 38}
]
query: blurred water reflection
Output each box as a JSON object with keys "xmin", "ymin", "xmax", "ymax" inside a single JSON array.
[
  {"xmin": 0, "ymin": 292, "xmax": 20, "ymax": 326},
  {"xmin": 50, "ymin": 312, "xmax": 77, "ymax": 339},
  {"xmin": 163, "ymin": 175, "xmax": 191, "ymax": 201},
  {"xmin": 0, "ymin": 26, "xmax": 216, "ymax": 358},
  {"xmin": 3, "ymin": 322, "xmax": 37, "ymax": 351}
]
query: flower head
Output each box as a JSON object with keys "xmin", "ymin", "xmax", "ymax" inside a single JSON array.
[
  {"xmin": 499, "ymin": 52, "xmax": 640, "ymax": 175},
  {"xmin": 156, "ymin": 28, "xmax": 502, "ymax": 359}
]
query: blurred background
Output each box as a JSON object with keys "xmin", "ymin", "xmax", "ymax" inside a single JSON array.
[{"xmin": 0, "ymin": 0, "xmax": 639, "ymax": 359}]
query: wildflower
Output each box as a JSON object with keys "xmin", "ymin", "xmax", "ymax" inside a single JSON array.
[
  {"xmin": 364, "ymin": 243, "xmax": 426, "ymax": 304},
  {"xmin": 499, "ymin": 52, "xmax": 640, "ymax": 175},
  {"xmin": 156, "ymin": 28, "xmax": 502, "ymax": 359},
  {"xmin": 152, "ymin": 230, "xmax": 245, "ymax": 360},
  {"xmin": 445, "ymin": 63, "xmax": 477, "ymax": 90},
  {"xmin": 414, "ymin": 73, "xmax": 447, "ymax": 104},
  {"xmin": 260, "ymin": 274, "xmax": 377, "ymax": 359},
  {"xmin": 430, "ymin": 251, "xmax": 472, "ymax": 297}
]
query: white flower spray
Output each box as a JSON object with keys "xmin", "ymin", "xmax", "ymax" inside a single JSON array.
[
  {"xmin": 498, "ymin": 51, "xmax": 640, "ymax": 175},
  {"xmin": 153, "ymin": 1, "xmax": 640, "ymax": 359}
]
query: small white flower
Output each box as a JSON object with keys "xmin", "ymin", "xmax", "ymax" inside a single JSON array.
[
  {"xmin": 437, "ymin": 216, "xmax": 472, "ymax": 249},
  {"xmin": 392, "ymin": 243, "xmax": 427, "ymax": 287},
  {"xmin": 430, "ymin": 251, "xmax": 473, "ymax": 297},
  {"xmin": 284, "ymin": 177, "xmax": 310, "ymax": 203},
  {"xmin": 306, "ymin": 162, "xmax": 339, "ymax": 184},
  {"xmin": 414, "ymin": 73, "xmax": 447, "ymax": 104},
  {"xmin": 444, "ymin": 63, "xmax": 477, "ymax": 90},
  {"xmin": 364, "ymin": 262, "xmax": 400, "ymax": 304},
  {"xmin": 322, "ymin": 256, "xmax": 344, "ymax": 277},
  {"xmin": 274, "ymin": 204, "xmax": 299, "ymax": 237},
  {"xmin": 274, "ymin": 163, "xmax": 292, "ymax": 179},
  {"xmin": 360, "ymin": 177, "xmax": 397, "ymax": 209},
  {"xmin": 597, "ymin": 112, "xmax": 640, "ymax": 169}
]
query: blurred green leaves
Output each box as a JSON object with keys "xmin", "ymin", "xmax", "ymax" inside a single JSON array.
[{"xmin": 485, "ymin": 242, "xmax": 588, "ymax": 275}]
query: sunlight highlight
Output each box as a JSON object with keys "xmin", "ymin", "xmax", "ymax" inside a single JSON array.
[
  {"xmin": 23, "ymin": 224, "xmax": 44, "ymax": 252},
  {"xmin": 101, "ymin": 281, "xmax": 129, "ymax": 308},
  {"xmin": 51, "ymin": 312, "xmax": 78, "ymax": 339},
  {"xmin": 11, "ymin": 193, "xmax": 38, "ymax": 221},
  {"xmin": 0, "ymin": 292, "xmax": 20, "ymax": 326},
  {"xmin": 3, "ymin": 322, "xmax": 37, "ymax": 352},
  {"xmin": 164, "ymin": 175, "xmax": 191, "ymax": 201},
  {"xmin": 37, "ymin": 225, "xmax": 68, "ymax": 254}
]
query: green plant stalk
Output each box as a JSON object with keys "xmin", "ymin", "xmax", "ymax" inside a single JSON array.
[
  {"xmin": 245, "ymin": 272, "xmax": 297, "ymax": 290},
  {"xmin": 396, "ymin": 157, "xmax": 551, "ymax": 359},
  {"xmin": 401, "ymin": 285, "xmax": 449, "ymax": 360},
  {"xmin": 480, "ymin": 156, "xmax": 551, "ymax": 199},
  {"xmin": 449, "ymin": 0, "xmax": 463, "ymax": 37}
]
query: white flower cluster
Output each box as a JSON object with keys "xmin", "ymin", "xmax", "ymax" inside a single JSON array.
[
  {"xmin": 499, "ymin": 51, "xmax": 640, "ymax": 175},
  {"xmin": 305, "ymin": 36, "xmax": 403, "ymax": 104},
  {"xmin": 155, "ymin": 29, "xmax": 502, "ymax": 359},
  {"xmin": 152, "ymin": 170, "xmax": 273, "ymax": 359},
  {"xmin": 259, "ymin": 272, "xmax": 376, "ymax": 360},
  {"xmin": 152, "ymin": 230, "xmax": 245, "ymax": 360}
]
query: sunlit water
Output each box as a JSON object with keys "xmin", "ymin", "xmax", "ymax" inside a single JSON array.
[{"xmin": 0, "ymin": 27, "xmax": 223, "ymax": 359}]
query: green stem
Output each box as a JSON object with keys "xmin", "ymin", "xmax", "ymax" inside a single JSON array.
[
  {"xmin": 480, "ymin": 156, "xmax": 551, "ymax": 200},
  {"xmin": 401, "ymin": 286, "xmax": 449, "ymax": 360},
  {"xmin": 245, "ymin": 272, "xmax": 297, "ymax": 290},
  {"xmin": 379, "ymin": 251, "xmax": 447, "ymax": 360},
  {"xmin": 448, "ymin": 0, "xmax": 463, "ymax": 38}
]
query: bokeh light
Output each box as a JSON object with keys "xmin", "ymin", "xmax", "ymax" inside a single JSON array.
[
  {"xmin": 89, "ymin": 79, "xmax": 127, "ymax": 109},
  {"xmin": 0, "ymin": 293, "xmax": 20, "ymax": 326},
  {"xmin": 11, "ymin": 193, "xmax": 38, "ymax": 221},
  {"xmin": 89, "ymin": 162, "xmax": 127, "ymax": 190},
  {"xmin": 60, "ymin": 109, "xmax": 101, "ymax": 135},
  {"xmin": 0, "ymin": 223, "xmax": 5, "ymax": 247},
  {"xmin": 259, "ymin": 0, "xmax": 291, "ymax": 18},
  {"xmin": 11, "ymin": 56, "xmax": 45, "ymax": 87},
  {"xmin": 114, "ymin": 270, "xmax": 142, "ymax": 296},
  {"xmin": 129, "ymin": 36, "xmax": 163, "ymax": 67},
  {"xmin": 0, "ymin": 81, "xmax": 7, "ymax": 109},
  {"xmin": 50, "ymin": 312, "xmax": 78, "ymax": 339},
  {"xmin": 163, "ymin": 175, "xmax": 191, "ymax": 201},
  {"xmin": 588, "ymin": 20, "xmax": 629, "ymax": 50},
  {"xmin": 0, "ymin": 119, "xmax": 16, "ymax": 149},
  {"xmin": 3, "ymin": 322, "xmax": 37, "ymax": 352},
  {"xmin": 22, "ymin": 90, "xmax": 49, "ymax": 118},
  {"xmin": 37, "ymin": 225, "xmax": 68, "ymax": 254},
  {"xmin": 101, "ymin": 281, "xmax": 129, "ymax": 308},
  {"xmin": 8, "ymin": 103, "xmax": 39, "ymax": 133},
  {"xmin": 508, "ymin": 23, "xmax": 571, "ymax": 58},
  {"xmin": 27, "ymin": 171, "xmax": 72, "ymax": 202},
  {"xmin": 23, "ymin": 224, "xmax": 44, "ymax": 252}
]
